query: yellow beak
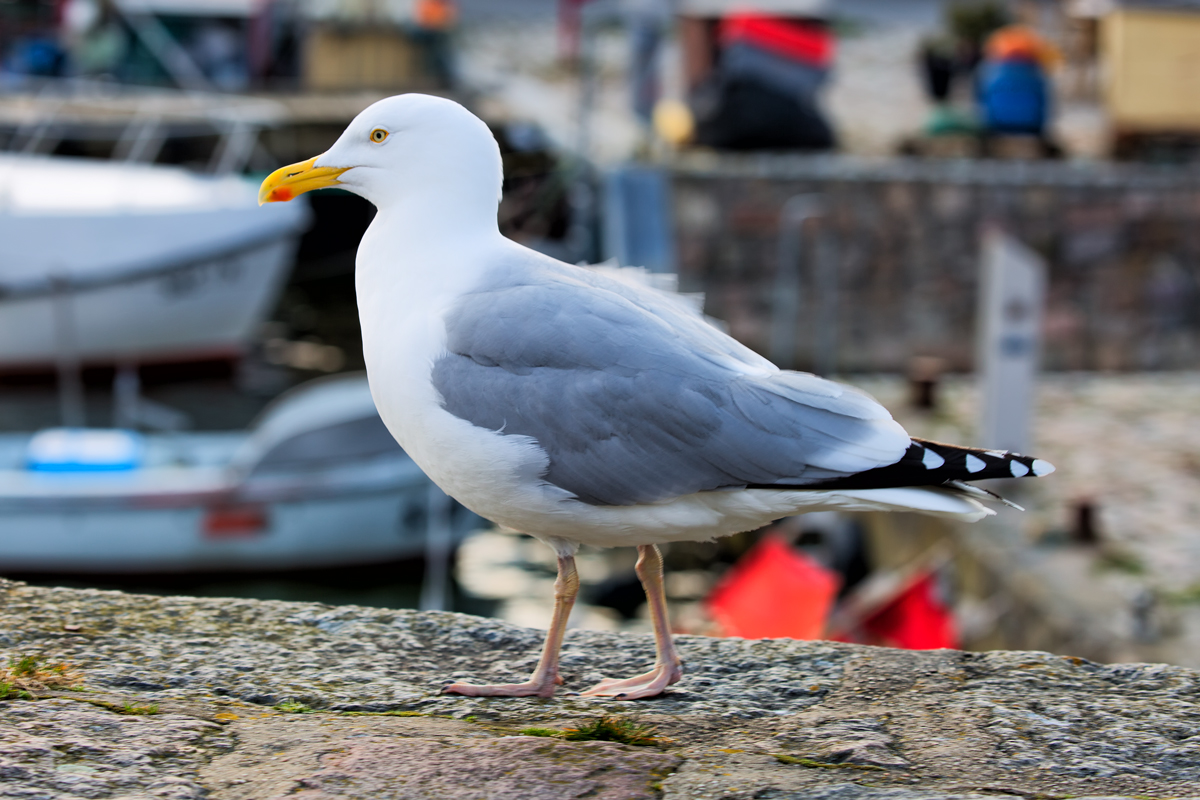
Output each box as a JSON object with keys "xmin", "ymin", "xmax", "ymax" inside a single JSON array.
[{"xmin": 258, "ymin": 156, "xmax": 349, "ymax": 205}]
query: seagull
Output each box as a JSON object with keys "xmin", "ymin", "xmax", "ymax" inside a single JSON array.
[{"xmin": 259, "ymin": 94, "xmax": 1055, "ymax": 700}]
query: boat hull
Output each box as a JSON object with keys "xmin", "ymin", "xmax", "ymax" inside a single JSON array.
[
  {"xmin": 0, "ymin": 155, "xmax": 308, "ymax": 367},
  {"xmin": 0, "ymin": 486, "xmax": 444, "ymax": 574},
  {"xmin": 0, "ymin": 237, "xmax": 296, "ymax": 367}
]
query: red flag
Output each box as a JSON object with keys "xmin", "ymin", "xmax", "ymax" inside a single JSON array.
[
  {"xmin": 857, "ymin": 572, "xmax": 958, "ymax": 650},
  {"xmin": 706, "ymin": 535, "xmax": 840, "ymax": 640}
]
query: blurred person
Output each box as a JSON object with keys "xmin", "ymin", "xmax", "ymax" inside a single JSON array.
[
  {"xmin": 977, "ymin": 24, "xmax": 1059, "ymax": 136},
  {"xmin": 919, "ymin": 36, "xmax": 955, "ymax": 105},
  {"xmin": 917, "ymin": 34, "xmax": 977, "ymax": 138},
  {"xmin": 912, "ymin": 1, "xmax": 1010, "ymax": 140},
  {"xmin": 189, "ymin": 21, "xmax": 248, "ymax": 91},
  {"xmin": 559, "ymin": 0, "xmax": 596, "ymax": 63},
  {"xmin": 946, "ymin": 0, "xmax": 1009, "ymax": 76},
  {"xmin": 623, "ymin": 0, "xmax": 673, "ymax": 130},
  {"xmin": 414, "ymin": 0, "xmax": 457, "ymax": 90},
  {"xmin": 691, "ymin": 11, "xmax": 835, "ymax": 151}
]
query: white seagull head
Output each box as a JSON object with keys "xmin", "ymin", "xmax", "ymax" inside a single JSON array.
[{"xmin": 259, "ymin": 94, "xmax": 503, "ymax": 219}]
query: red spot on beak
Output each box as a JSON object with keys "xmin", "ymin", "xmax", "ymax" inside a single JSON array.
[{"xmin": 273, "ymin": 187, "xmax": 293, "ymax": 202}]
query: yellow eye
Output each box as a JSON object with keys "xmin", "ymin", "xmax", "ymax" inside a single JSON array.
[{"xmin": 370, "ymin": 128, "xmax": 389, "ymax": 143}]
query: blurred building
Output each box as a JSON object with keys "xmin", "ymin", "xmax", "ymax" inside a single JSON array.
[
  {"xmin": 1, "ymin": 0, "xmax": 455, "ymax": 91},
  {"xmin": 1017, "ymin": 0, "xmax": 1200, "ymax": 160}
]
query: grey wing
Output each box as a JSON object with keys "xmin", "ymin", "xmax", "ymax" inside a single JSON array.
[{"xmin": 431, "ymin": 268, "xmax": 911, "ymax": 506}]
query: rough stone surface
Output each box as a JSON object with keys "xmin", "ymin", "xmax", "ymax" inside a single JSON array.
[
  {"xmin": 199, "ymin": 715, "xmax": 678, "ymax": 800},
  {"xmin": 3, "ymin": 579, "xmax": 1200, "ymax": 799},
  {"xmin": 0, "ymin": 698, "xmax": 227, "ymax": 799}
]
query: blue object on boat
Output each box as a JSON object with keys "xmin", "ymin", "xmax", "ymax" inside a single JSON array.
[
  {"xmin": 5, "ymin": 38, "xmax": 65, "ymax": 77},
  {"xmin": 26, "ymin": 428, "xmax": 145, "ymax": 472},
  {"xmin": 978, "ymin": 59, "xmax": 1048, "ymax": 135}
]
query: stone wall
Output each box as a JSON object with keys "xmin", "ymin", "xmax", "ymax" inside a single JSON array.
[
  {"xmin": 4, "ymin": 578, "xmax": 1200, "ymax": 799},
  {"xmin": 670, "ymin": 154, "xmax": 1200, "ymax": 372}
]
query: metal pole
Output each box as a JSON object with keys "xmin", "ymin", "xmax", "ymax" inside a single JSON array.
[
  {"xmin": 420, "ymin": 484, "xmax": 454, "ymax": 612},
  {"xmin": 116, "ymin": 10, "xmax": 214, "ymax": 92},
  {"xmin": 50, "ymin": 275, "xmax": 85, "ymax": 428},
  {"xmin": 211, "ymin": 121, "xmax": 259, "ymax": 175},
  {"xmin": 770, "ymin": 194, "xmax": 823, "ymax": 370},
  {"xmin": 113, "ymin": 362, "xmax": 140, "ymax": 429},
  {"xmin": 576, "ymin": 5, "xmax": 596, "ymax": 163},
  {"xmin": 565, "ymin": 8, "xmax": 599, "ymax": 266}
]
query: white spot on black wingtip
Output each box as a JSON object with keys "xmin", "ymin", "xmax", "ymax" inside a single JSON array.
[
  {"xmin": 921, "ymin": 447, "xmax": 945, "ymax": 469},
  {"xmin": 965, "ymin": 454, "xmax": 986, "ymax": 473},
  {"xmin": 1009, "ymin": 460, "xmax": 1030, "ymax": 478},
  {"xmin": 1031, "ymin": 459, "xmax": 1056, "ymax": 476}
]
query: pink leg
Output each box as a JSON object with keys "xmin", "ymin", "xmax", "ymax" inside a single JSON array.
[
  {"xmin": 581, "ymin": 544, "xmax": 683, "ymax": 700},
  {"xmin": 443, "ymin": 554, "xmax": 579, "ymax": 698}
]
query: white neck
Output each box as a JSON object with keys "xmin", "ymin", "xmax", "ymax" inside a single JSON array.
[
  {"xmin": 355, "ymin": 202, "xmax": 506, "ymax": 303},
  {"xmin": 353, "ymin": 200, "xmax": 511, "ymax": 464}
]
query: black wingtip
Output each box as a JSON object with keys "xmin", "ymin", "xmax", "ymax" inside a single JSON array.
[
  {"xmin": 911, "ymin": 438, "xmax": 1053, "ymax": 482},
  {"xmin": 749, "ymin": 439, "xmax": 1055, "ymax": 493}
]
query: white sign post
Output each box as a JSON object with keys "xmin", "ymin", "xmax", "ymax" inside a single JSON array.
[{"xmin": 977, "ymin": 228, "xmax": 1047, "ymax": 455}]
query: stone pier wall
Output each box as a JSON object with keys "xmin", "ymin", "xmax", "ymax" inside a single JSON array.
[
  {"xmin": 670, "ymin": 154, "xmax": 1200, "ymax": 373},
  {"xmin": 3, "ymin": 578, "xmax": 1200, "ymax": 799}
]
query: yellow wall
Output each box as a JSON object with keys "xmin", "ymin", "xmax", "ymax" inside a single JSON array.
[
  {"xmin": 304, "ymin": 28, "xmax": 421, "ymax": 92},
  {"xmin": 1103, "ymin": 8, "xmax": 1200, "ymax": 132}
]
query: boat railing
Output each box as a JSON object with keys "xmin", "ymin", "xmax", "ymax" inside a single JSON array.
[
  {"xmin": 0, "ymin": 77, "xmax": 287, "ymax": 173},
  {"xmin": 0, "ymin": 221, "xmax": 299, "ymax": 302}
]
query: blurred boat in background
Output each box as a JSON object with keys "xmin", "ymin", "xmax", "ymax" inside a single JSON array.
[
  {"xmin": 0, "ymin": 153, "xmax": 309, "ymax": 369},
  {"xmin": 0, "ymin": 373, "xmax": 478, "ymax": 573}
]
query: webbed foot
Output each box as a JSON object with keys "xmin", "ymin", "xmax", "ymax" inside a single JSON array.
[
  {"xmin": 441, "ymin": 678, "xmax": 558, "ymax": 698},
  {"xmin": 579, "ymin": 661, "xmax": 682, "ymax": 700}
]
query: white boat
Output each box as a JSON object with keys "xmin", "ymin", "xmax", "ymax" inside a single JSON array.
[
  {"xmin": 0, "ymin": 373, "xmax": 479, "ymax": 573},
  {"xmin": 0, "ymin": 154, "xmax": 309, "ymax": 368}
]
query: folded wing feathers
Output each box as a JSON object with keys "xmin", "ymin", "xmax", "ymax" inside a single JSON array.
[{"xmin": 441, "ymin": 262, "xmax": 1054, "ymax": 509}]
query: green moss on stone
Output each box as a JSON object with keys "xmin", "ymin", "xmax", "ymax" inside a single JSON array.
[
  {"xmin": 0, "ymin": 682, "xmax": 32, "ymax": 701},
  {"xmin": 274, "ymin": 701, "xmax": 312, "ymax": 714},
  {"xmin": 562, "ymin": 716, "xmax": 662, "ymax": 746},
  {"xmin": 519, "ymin": 727, "xmax": 562, "ymax": 738}
]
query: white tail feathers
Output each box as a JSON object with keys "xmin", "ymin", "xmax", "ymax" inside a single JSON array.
[{"xmin": 822, "ymin": 487, "xmax": 995, "ymax": 522}]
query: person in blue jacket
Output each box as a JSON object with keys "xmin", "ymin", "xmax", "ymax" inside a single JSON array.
[{"xmin": 977, "ymin": 25, "xmax": 1057, "ymax": 136}]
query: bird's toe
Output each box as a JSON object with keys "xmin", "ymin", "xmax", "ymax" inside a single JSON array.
[{"xmin": 441, "ymin": 680, "xmax": 556, "ymax": 698}]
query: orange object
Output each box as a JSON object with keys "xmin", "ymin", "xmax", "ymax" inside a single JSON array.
[
  {"xmin": 706, "ymin": 534, "xmax": 840, "ymax": 640},
  {"xmin": 416, "ymin": 0, "xmax": 456, "ymax": 30},
  {"xmin": 985, "ymin": 24, "xmax": 1060, "ymax": 67}
]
